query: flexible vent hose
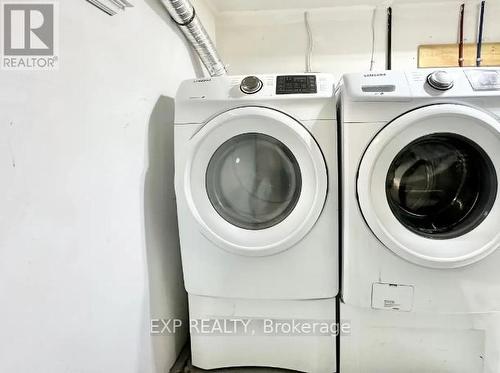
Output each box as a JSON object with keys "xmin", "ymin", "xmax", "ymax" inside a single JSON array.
[{"xmin": 161, "ymin": 0, "xmax": 226, "ymax": 77}]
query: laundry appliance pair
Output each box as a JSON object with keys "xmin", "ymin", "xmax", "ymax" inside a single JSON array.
[
  {"xmin": 174, "ymin": 74, "xmax": 339, "ymax": 372},
  {"xmin": 339, "ymin": 68, "xmax": 500, "ymax": 373},
  {"xmin": 174, "ymin": 68, "xmax": 500, "ymax": 373}
]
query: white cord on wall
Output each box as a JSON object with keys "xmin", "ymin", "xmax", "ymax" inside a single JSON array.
[
  {"xmin": 369, "ymin": 7, "xmax": 377, "ymax": 71},
  {"xmin": 304, "ymin": 11, "xmax": 313, "ymax": 73}
]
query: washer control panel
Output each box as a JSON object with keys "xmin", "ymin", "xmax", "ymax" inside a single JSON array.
[
  {"xmin": 344, "ymin": 69, "xmax": 500, "ymax": 102},
  {"xmin": 276, "ymin": 75, "xmax": 317, "ymax": 94}
]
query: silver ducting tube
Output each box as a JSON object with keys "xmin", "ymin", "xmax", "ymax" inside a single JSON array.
[{"xmin": 162, "ymin": 0, "xmax": 226, "ymax": 77}]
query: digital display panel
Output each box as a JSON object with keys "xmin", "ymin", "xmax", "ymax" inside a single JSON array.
[{"xmin": 276, "ymin": 75, "xmax": 317, "ymax": 94}]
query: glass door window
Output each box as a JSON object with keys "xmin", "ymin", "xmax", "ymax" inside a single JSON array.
[
  {"xmin": 386, "ymin": 133, "xmax": 497, "ymax": 239},
  {"xmin": 206, "ymin": 133, "xmax": 302, "ymax": 230}
]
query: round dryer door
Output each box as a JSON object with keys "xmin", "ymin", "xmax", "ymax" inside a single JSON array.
[
  {"xmin": 358, "ymin": 104, "xmax": 500, "ymax": 268},
  {"xmin": 185, "ymin": 106, "xmax": 328, "ymax": 256}
]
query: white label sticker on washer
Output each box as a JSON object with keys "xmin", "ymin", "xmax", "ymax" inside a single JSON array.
[{"xmin": 371, "ymin": 283, "xmax": 414, "ymax": 312}]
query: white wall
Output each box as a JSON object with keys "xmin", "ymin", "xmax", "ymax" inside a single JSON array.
[
  {"xmin": 212, "ymin": 0, "xmax": 500, "ymax": 77},
  {"xmin": 0, "ymin": 0, "xmax": 209, "ymax": 372}
]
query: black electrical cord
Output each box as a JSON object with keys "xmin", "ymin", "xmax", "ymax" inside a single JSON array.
[{"xmin": 387, "ymin": 7, "xmax": 392, "ymax": 70}]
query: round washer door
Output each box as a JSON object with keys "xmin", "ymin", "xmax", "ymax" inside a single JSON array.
[
  {"xmin": 185, "ymin": 106, "xmax": 328, "ymax": 256},
  {"xmin": 358, "ymin": 104, "xmax": 500, "ymax": 268}
]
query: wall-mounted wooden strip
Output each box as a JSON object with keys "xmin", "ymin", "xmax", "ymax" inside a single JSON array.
[{"xmin": 418, "ymin": 43, "xmax": 500, "ymax": 68}]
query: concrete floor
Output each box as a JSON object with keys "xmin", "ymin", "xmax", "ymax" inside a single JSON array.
[{"xmin": 188, "ymin": 362, "xmax": 296, "ymax": 372}]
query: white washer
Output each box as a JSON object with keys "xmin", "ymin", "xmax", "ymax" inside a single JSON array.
[
  {"xmin": 339, "ymin": 68, "xmax": 500, "ymax": 372},
  {"xmin": 175, "ymin": 74, "xmax": 338, "ymax": 372}
]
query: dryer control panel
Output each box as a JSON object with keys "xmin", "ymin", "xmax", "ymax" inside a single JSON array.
[
  {"xmin": 175, "ymin": 73, "xmax": 336, "ymax": 124},
  {"xmin": 276, "ymin": 75, "xmax": 317, "ymax": 94},
  {"xmin": 230, "ymin": 73, "xmax": 332, "ymax": 98},
  {"xmin": 175, "ymin": 73, "xmax": 334, "ymax": 102}
]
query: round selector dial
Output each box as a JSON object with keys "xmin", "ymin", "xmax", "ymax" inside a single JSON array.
[
  {"xmin": 240, "ymin": 76, "xmax": 263, "ymax": 94},
  {"xmin": 427, "ymin": 70, "xmax": 454, "ymax": 91}
]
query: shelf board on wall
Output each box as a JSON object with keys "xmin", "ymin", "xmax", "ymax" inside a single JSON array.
[{"xmin": 418, "ymin": 43, "xmax": 500, "ymax": 68}]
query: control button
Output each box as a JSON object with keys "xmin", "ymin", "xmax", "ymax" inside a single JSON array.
[
  {"xmin": 427, "ymin": 70, "xmax": 454, "ymax": 91},
  {"xmin": 240, "ymin": 76, "xmax": 263, "ymax": 94}
]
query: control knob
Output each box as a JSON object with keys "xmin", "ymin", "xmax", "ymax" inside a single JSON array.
[
  {"xmin": 427, "ymin": 70, "xmax": 454, "ymax": 91},
  {"xmin": 240, "ymin": 76, "xmax": 263, "ymax": 94}
]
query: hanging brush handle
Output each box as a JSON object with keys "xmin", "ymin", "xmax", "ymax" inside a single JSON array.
[
  {"xmin": 476, "ymin": 1, "xmax": 486, "ymax": 67},
  {"xmin": 387, "ymin": 7, "xmax": 392, "ymax": 70},
  {"xmin": 458, "ymin": 3, "xmax": 465, "ymax": 67}
]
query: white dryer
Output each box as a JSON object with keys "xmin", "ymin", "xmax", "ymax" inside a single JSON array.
[
  {"xmin": 339, "ymin": 68, "xmax": 500, "ymax": 373},
  {"xmin": 175, "ymin": 74, "xmax": 338, "ymax": 372}
]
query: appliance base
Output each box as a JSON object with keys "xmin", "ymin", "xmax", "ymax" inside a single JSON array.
[{"xmin": 188, "ymin": 294, "xmax": 337, "ymax": 372}]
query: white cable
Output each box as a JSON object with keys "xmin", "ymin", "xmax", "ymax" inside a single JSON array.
[
  {"xmin": 304, "ymin": 11, "xmax": 313, "ymax": 73},
  {"xmin": 369, "ymin": 7, "xmax": 377, "ymax": 71}
]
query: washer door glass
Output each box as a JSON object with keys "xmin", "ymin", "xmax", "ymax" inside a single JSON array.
[
  {"xmin": 206, "ymin": 133, "xmax": 302, "ymax": 230},
  {"xmin": 386, "ymin": 133, "xmax": 497, "ymax": 239}
]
